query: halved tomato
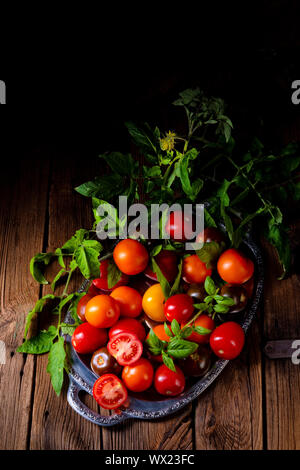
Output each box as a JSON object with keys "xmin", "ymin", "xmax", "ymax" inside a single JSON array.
[
  {"xmin": 92, "ymin": 374, "xmax": 128, "ymax": 409},
  {"xmin": 107, "ymin": 332, "xmax": 143, "ymax": 366}
]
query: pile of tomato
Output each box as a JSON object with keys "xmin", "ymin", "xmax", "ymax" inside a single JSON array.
[{"xmin": 71, "ymin": 221, "xmax": 255, "ymax": 411}]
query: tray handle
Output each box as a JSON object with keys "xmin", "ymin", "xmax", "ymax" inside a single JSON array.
[{"xmin": 67, "ymin": 377, "xmax": 128, "ymax": 427}]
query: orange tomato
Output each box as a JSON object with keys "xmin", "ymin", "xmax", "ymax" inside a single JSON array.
[
  {"xmin": 142, "ymin": 283, "xmax": 166, "ymax": 322},
  {"xmin": 217, "ymin": 249, "xmax": 254, "ymax": 284},
  {"xmin": 113, "ymin": 239, "xmax": 149, "ymax": 275},
  {"xmin": 122, "ymin": 358, "xmax": 154, "ymax": 392},
  {"xmin": 110, "ymin": 286, "xmax": 142, "ymax": 318},
  {"xmin": 85, "ymin": 295, "xmax": 120, "ymax": 328},
  {"xmin": 182, "ymin": 255, "xmax": 212, "ymax": 284}
]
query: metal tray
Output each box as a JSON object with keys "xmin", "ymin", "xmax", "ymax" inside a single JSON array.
[{"xmin": 66, "ymin": 233, "xmax": 264, "ymax": 426}]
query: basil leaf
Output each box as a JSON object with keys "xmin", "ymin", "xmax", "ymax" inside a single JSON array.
[
  {"xmin": 180, "ymin": 327, "xmax": 193, "ymax": 338},
  {"xmin": 46, "ymin": 336, "xmax": 66, "ymax": 396},
  {"xmin": 17, "ymin": 326, "xmax": 57, "ymax": 354},
  {"xmin": 171, "ymin": 319, "xmax": 181, "ymax": 336},
  {"xmin": 195, "ymin": 241, "xmax": 225, "ymax": 269},
  {"xmin": 193, "ymin": 302, "xmax": 208, "ymax": 311},
  {"xmin": 162, "ymin": 351, "xmax": 176, "ymax": 372},
  {"xmin": 216, "ymin": 297, "xmax": 235, "ymax": 306},
  {"xmin": 204, "ymin": 276, "xmax": 216, "ymax": 296},
  {"xmin": 164, "ymin": 323, "xmax": 173, "ymax": 338},
  {"xmin": 169, "ymin": 259, "xmax": 183, "ymax": 297},
  {"xmin": 167, "ymin": 338, "xmax": 198, "ymax": 358},
  {"xmin": 194, "ymin": 326, "xmax": 212, "ymax": 335},
  {"xmin": 151, "ymin": 244, "xmax": 163, "ymax": 257},
  {"xmin": 213, "ymin": 304, "xmax": 230, "ymax": 314}
]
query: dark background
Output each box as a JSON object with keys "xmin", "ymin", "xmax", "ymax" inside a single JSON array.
[{"xmin": 1, "ymin": 1, "xmax": 300, "ymax": 175}]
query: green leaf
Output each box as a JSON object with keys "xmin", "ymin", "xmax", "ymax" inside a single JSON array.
[
  {"xmin": 99, "ymin": 152, "xmax": 135, "ymax": 176},
  {"xmin": 125, "ymin": 121, "xmax": 160, "ymax": 164},
  {"xmin": 164, "ymin": 322, "xmax": 173, "ymax": 338},
  {"xmin": 17, "ymin": 326, "xmax": 57, "ymax": 354},
  {"xmin": 30, "ymin": 252, "xmax": 54, "ymax": 284},
  {"xmin": 74, "ymin": 245, "xmax": 100, "ymax": 279},
  {"xmin": 216, "ymin": 297, "xmax": 235, "ymax": 306},
  {"xmin": 204, "ymin": 276, "xmax": 216, "ymax": 296},
  {"xmin": 204, "ymin": 208, "xmax": 217, "ymax": 228},
  {"xmin": 150, "ymin": 244, "xmax": 163, "ymax": 257},
  {"xmin": 194, "ymin": 325, "xmax": 212, "ymax": 335},
  {"xmin": 152, "ymin": 258, "xmax": 171, "ymax": 299},
  {"xmin": 60, "ymin": 323, "xmax": 77, "ymax": 336},
  {"xmin": 161, "ymin": 351, "xmax": 176, "ymax": 372},
  {"xmin": 169, "ymin": 259, "xmax": 183, "ymax": 297},
  {"xmin": 265, "ymin": 223, "xmax": 291, "ymax": 279},
  {"xmin": 106, "ymin": 261, "xmax": 122, "ymax": 289},
  {"xmin": 167, "ymin": 338, "xmax": 198, "ymax": 359},
  {"xmin": 24, "ymin": 294, "xmax": 56, "ymax": 339},
  {"xmin": 61, "ymin": 229, "xmax": 89, "ymax": 254},
  {"xmin": 51, "ymin": 268, "xmax": 66, "ymax": 292},
  {"xmin": 195, "ymin": 241, "xmax": 225, "ymax": 269},
  {"xmin": 193, "ymin": 302, "xmax": 208, "ymax": 311},
  {"xmin": 75, "ymin": 174, "xmax": 125, "ymax": 199},
  {"xmin": 67, "ymin": 292, "xmax": 87, "ymax": 324},
  {"xmin": 178, "ymin": 148, "xmax": 199, "ymax": 200},
  {"xmin": 146, "ymin": 329, "xmax": 164, "ymax": 355},
  {"xmin": 180, "ymin": 327, "xmax": 193, "ymax": 338},
  {"xmin": 213, "ymin": 304, "xmax": 230, "ymax": 314},
  {"xmin": 55, "ymin": 248, "xmax": 66, "ymax": 268},
  {"xmin": 46, "ymin": 336, "xmax": 66, "ymax": 396},
  {"xmin": 171, "ymin": 319, "xmax": 181, "ymax": 336}
]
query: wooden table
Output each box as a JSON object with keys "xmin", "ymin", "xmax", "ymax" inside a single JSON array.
[{"xmin": 0, "ymin": 148, "xmax": 300, "ymax": 451}]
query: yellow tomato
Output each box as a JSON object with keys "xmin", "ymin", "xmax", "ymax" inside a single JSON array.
[{"xmin": 142, "ymin": 283, "xmax": 166, "ymax": 322}]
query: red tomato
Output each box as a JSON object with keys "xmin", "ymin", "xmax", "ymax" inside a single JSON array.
[
  {"xmin": 92, "ymin": 259, "xmax": 129, "ymax": 292},
  {"xmin": 93, "ymin": 374, "xmax": 128, "ymax": 409},
  {"xmin": 181, "ymin": 314, "xmax": 215, "ymax": 344},
  {"xmin": 109, "ymin": 318, "xmax": 146, "ymax": 342},
  {"xmin": 210, "ymin": 321, "xmax": 245, "ymax": 359},
  {"xmin": 144, "ymin": 250, "xmax": 178, "ymax": 283},
  {"xmin": 217, "ymin": 249, "xmax": 254, "ymax": 284},
  {"xmin": 88, "ymin": 283, "xmax": 101, "ymax": 296},
  {"xmin": 164, "ymin": 294, "xmax": 194, "ymax": 323},
  {"xmin": 182, "ymin": 255, "xmax": 212, "ymax": 284},
  {"xmin": 107, "ymin": 332, "xmax": 143, "ymax": 366},
  {"xmin": 196, "ymin": 227, "xmax": 226, "ymax": 245},
  {"xmin": 113, "ymin": 239, "xmax": 149, "ymax": 275},
  {"xmin": 77, "ymin": 294, "xmax": 94, "ymax": 322},
  {"xmin": 165, "ymin": 211, "xmax": 194, "ymax": 242},
  {"xmin": 122, "ymin": 358, "xmax": 154, "ymax": 392},
  {"xmin": 71, "ymin": 323, "xmax": 107, "ymax": 355},
  {"xmin": 85, "ymin": 295, "xmax": 120, "ymax": 328},
  {"xmin": 154, "ymin": 364, "xmax": 186, "ymax": 396},
  {"xmin": 110, "ymin": 286, "xmax": 142, "ymax": 318}
]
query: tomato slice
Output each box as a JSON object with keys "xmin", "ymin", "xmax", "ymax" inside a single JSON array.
[
  {"xmin": 107, "ymin": 332, "xmax": 143, "ymax": 366},
  {"xmin": 92, "ymin": 374, "xmax": 128, "ymax": 410}
]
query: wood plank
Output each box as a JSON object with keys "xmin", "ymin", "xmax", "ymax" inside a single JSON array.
[
  {"xmin": 263, "ymin": 232, "xmax": 300, "ymax": 449},
  {"xmin": 29, "ymin": 151, "xmax": 103, "ymax": 450},
  {"xmin": 102, "ymin": 405, "xmax": 194, "ymax": 450},
  {"xmin": 194, "ymin": 315, "xmax": 263, "ymax": 450},
  {"xmin": 0, "ymin": 152, "xmax": 50, "ymax": 450}
]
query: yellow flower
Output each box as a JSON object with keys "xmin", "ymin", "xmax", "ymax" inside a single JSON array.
[{"xmin": 160, "ymin": 131, "xmax": 177, "ymax": 151}]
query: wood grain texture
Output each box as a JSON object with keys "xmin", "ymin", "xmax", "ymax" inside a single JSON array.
[
  {"xmin": 0, "ymin": 153, "xmax": 49, "ymax": 450},
  {"xmin": 262, "ymin": 232, "xmax": 300, "ymax": 450},
  {"xmin": 29, "ymin": 152, "xmax": 103, "ymax": 450},
  {"xmin": 194, "ymin": 315, "xmax": 263, "ymax": 450}
]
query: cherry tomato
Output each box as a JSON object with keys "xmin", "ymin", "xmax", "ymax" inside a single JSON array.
[
  {"xmin": 217, "ymin": 248, "xmax": 254, "ymax": 284},
  {"xmin": 88, "ymin": 283, "xmax": 101, "ymax": 296},
  {"xmin": 154, "ymin": 364, "xmax": 185, "ymax": 396},
  {"xmin": 179, "ymin": 345, "xmax": 212, "ymax": 377},
  {"xmin": 71, "ymin": 323, "xmax": 107, "ymax": 355},
  {"xmin": 164, "ymin": 294, "xmax": 194, "ymax": 323},
  {"xmin": 209, "ymin": 321, "xmax": 245, "ymax": 359},
  {"xmin": 113, "ymin": 239, "xmax": 149, "ymax": 275},
  {"xmin": 122, "ymin": 358, "xmax": 154, "ymax": 392},
  {"xmin": 196, "ymin": 227, "xmax": 226, "ymax": 244},
  {"xmin": 220, "ymin": 284, "xmax": 248, "ymax": 313},
  {"xmin": 186, "ymin": 283, "xmax": 206, "ymax": 302},
  {"xmin": 182, "ymin": 255, "xmax": 212, "ymax": 284},
  {"xmin": 142, "ymin": 283, "xmax": 166, "ymax": 322},
  {"xmin": 90, "ymin": 347, "xmax": 122, "ymax": 376},
  {"xmin": 165, "ymin": 211, "xmax": 195, "ymax": 242},
  {"xmin": 107, "ymin": 332, "xmax": 143, "ymax": 366},
  {"xmin": 92, "ymin": 259, "xmax": 129, "ymax": 292},
  {"xmin": 85, "ymin": 295, "xmax": 120, "ymax": 328},
  {"xmin": 144, "ymin": 250, "xmax": 178, "ymax": 283},
  {"xmin": 109, "ymin": 318, "xmax": 146, "ymax": 342},
  {"xmin": 77, "ymin": 294, "xmax": 94, "ymax": 322},
  {"xmin": 93, "ymin": 374, "xmax": 128, "ymax": 410},
  {"xmin": 110, "ymin": 286, "xmax": 142, "ymax": 318},
  {"xmin": 181, "ymin": 314, "xmax": 215, "ymax": 344}
]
